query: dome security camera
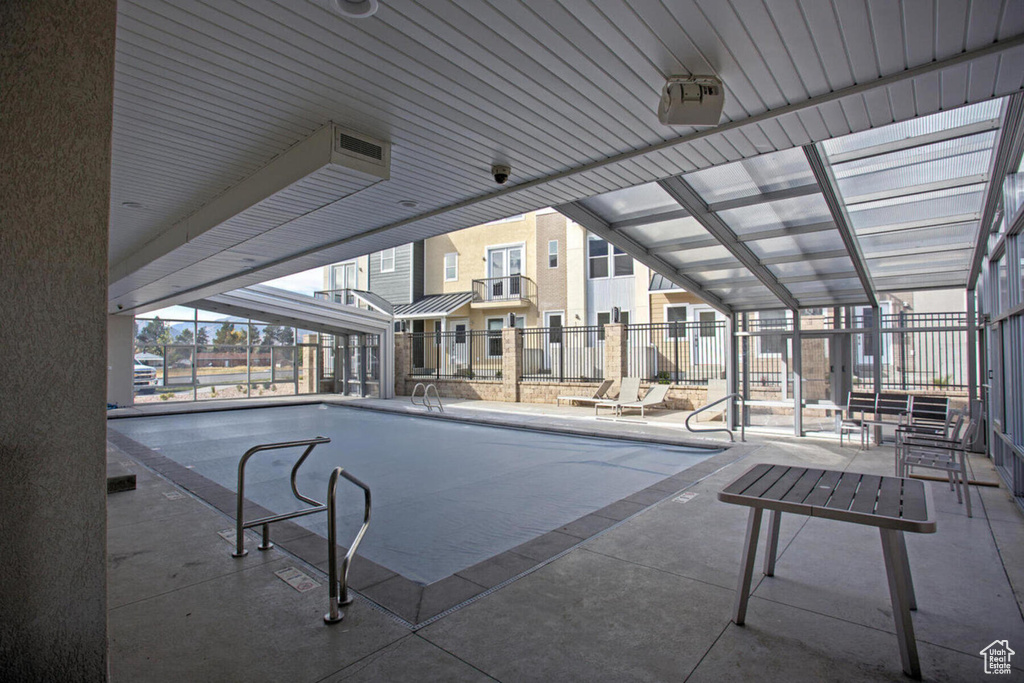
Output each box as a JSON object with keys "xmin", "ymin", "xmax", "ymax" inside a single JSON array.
[{"xmin": 491, "ymin": 164, "xmax": 511, "ymax": 185}]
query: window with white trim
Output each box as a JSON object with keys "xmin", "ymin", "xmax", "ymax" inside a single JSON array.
[
  {"xmin": 444, "ymin": 252, "xmax": 458, "ymax": 281},
  {"xmin": 379, "ymin": 248, "xmax": 396, "ymax": 273},
  {"xmin": 587, "ymin": 236, "xmax": 632, "ymax": 278},
  {"xmin": 666, "ymin": 305, "xmax": 687, "ymax": 338},
  {"xmin": 757, "ymin": 310, "xmax": 788, "ymax": 357},
  {"xmin": 548, "ymin": 240, "xmax": 558, "ymax": 268}
]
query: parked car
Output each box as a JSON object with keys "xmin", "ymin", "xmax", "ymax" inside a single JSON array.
[{"xmin": 134, "ymin": 362, "xmax": 158, "ymax": 392}]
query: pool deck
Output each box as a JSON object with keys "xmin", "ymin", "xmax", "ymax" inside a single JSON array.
[{"xmin": 107, "ymin": 396, "xmax": 1024, "ymax": 681}]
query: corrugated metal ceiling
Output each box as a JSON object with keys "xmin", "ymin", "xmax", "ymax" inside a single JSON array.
[{"xmin": 108, "ymin": 0, "xmax": 1024, "ymax": 313}]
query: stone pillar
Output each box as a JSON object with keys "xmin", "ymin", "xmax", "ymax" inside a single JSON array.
[
  {"xmin": 501, "ymin": 327, "xmax": 522, "ymax": 402},
  {"xmin": 603, "ymin": 323, "xmax": 628, "ymax": 384},
  {"xmin": 108, "ymin": 313, "xmax": 135, "ymax": 407},
  {"xmin": 301, "ymin": 334, "xmax": 318, "ymax": 393},
  {"xmin": 394, "ymin": 331, "xmax": 411, "ymax": 396},
  {"xmin": 0, "ymin": 1, "xmax": 116, "ymax": 679}
]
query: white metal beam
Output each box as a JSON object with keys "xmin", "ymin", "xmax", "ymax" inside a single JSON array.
[{"xmin": 658, "ymin": 177, "xmax": 800, "ymax": 310}]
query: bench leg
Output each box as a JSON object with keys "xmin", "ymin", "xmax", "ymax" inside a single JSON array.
[
  {"xmin": 763, "ymin": 510, "xmax": 781, "ymax": 577},
  {"xmin": 732, "ymin": 507, "xmax": 763, "ymax": 625},
  {"xmin": 880, "ymin": 528, "xmax": 921, "ymax": 678}
]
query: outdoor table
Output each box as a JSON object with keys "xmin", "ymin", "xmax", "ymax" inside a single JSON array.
[{"xmin": 718, "ymin": 463, "xmax": 936, "ymax": 679}]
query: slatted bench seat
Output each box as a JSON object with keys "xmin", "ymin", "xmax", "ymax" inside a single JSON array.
[
  {"xmin": 840, "ymin": 392, "xmax": 913, "ymax": 448},
  {"xmin": 719, "ymin": 463, "xmax": 935, "ymax": 679}
]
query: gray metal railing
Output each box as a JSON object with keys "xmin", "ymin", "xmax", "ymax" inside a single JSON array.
[
  {"xmin": 231, "ymin": 436, "xmax": 331, "ymax": 558},
  {"xmin": 324, "ymin": 467, "xmax": 372, "ymax": 624},
  {"xmin": 686, "ymin": 393, "xmax": 746, "ymax": 443},
  {"xmin": 410, "ymin": 382, "xmax": 444, "ymax": 412}
]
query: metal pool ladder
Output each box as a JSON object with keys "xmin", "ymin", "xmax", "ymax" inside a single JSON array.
[
  {"xmin": 686, "ymin": 393, "xmax": 746, "ymax": 443},
  {"xmin": 231, "ymin": 436, "xmax": 372, "ymax": 625},
  {"xmin": 411, "ymin": 382, "xmax": 444, "ymax": 412}
]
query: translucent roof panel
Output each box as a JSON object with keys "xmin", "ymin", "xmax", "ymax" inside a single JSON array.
[
  {"xmin": 578, "ymin": 182, "xmax": 678, "ymax": 225},
  {"xmin": 858, "ymin": 223, "xmax": 976, "ymax": 258},
  {"xmin": 620, "ymin": 216, "xmax": 706, "ymax": 246},
  {"xmin": 821, "ymin": 100, "xmax": 1001, "ymax": 159},
  {"xmin": 835, "ymin": 139, "xmax": 994, "ymax": 204},
  {"xmin": 682, "ymin": 148, "xmax": 814, "ymax": 204},
  {"xmin": 846, "ymin": 185, "xmax": 985, "ymax": 234},
  {"xmin": 660, "ymin": 245, "xmax": 734, "ymax": 267},
  {"xmin": 696, "ymin": 269, "xmax": 760, "ymax": 284},
  {"xmin": 718, "ymin": 194, "xmax": 832, "ymax": 236},
  {"xmin": 787, "ymin": 278, "xmax": 863, "ymax": 295},
  {"xmin": 746, "ymin": 231, "xmax": 843, "ymax": 259},
  {"xmin": 768, "ymin": 257, "xmax": 856, "ymax": 279}
]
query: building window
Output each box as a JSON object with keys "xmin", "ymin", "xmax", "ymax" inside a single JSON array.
[
  {"xmin": 758, "ymin": 310, "xmax": 787, "ymax": 356},
  {"xmin": 444, "ymin": 252, "xmax": 458, "ymax": 281},
  {"xmin": 666, "ymin": 306, "xmax": 687, "ymax": 338},
  {"xmin": 597, "ymin": 311, "xmax": 610, "ymax": 340},
  {"xmin": 588, "ymin": 236, "xmax": 632, "ymax": 278},
  {"xmin": 380, "ymin": 248, "xmax": 396, "ymax": 273},
  {"xmin": 548, "ymin": 240, "xmax": 558, "ymax": 268}
]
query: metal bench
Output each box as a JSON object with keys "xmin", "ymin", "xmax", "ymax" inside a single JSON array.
[
  {"xmin": 840, "ymin": 392, "xmax": 913, "ymax": 448},
  {"xmin": 719, "ymin": 463, "xmax": 936, "ymax": 679}
]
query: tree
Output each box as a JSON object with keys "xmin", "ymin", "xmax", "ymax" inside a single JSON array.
[
  {"xmin": 136, "ymin": 317, "xmax": 171, "ymax": 354},
  {"xmin": 195, "ymin": 325, "xmax": 210, "ymax": 346},
  {"xmin": 213, "ymin": 322, "xmax": 246, "ymax": 346},
  {"xmin": 174, "ymin": 328, "xmax": 194, "ymax": 345},
  {"xmin": 248, "ymin": 323, "xmax": 261, "ymax": 347},
  {"xmin": 261, "ymin": 324, "xmax": 293, "ymax": 346}
]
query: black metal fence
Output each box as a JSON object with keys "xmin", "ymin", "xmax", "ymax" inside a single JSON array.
[
  {"xmin": 409, "ymin": 330, "xmax": 503, "ymax": 379},
  {"xmin": 625, "ymin": 321, "xmax": 727, "ymax": 385},
  {"xmin": 852, "ymin": 312, "xmax": 969, "ymax": 391},
  {"xmin": 521, "ymin": 326, "xmax": 604, "ymax": 382}
]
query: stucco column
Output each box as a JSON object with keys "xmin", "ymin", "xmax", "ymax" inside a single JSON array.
[
  {"xmin": 603, "ymin": 323, "xmax": 628, "ymax": 383},
  {"xmin": 394, "ymin": 331, "xmax": 411, "ymax": 395},
  {"xmin": 502, "ymin": 327, "xmax": 522, "ymax": 402},
  {"xmin": 0, "ymin": 1, "xmax": 116, "ymax": 679}
]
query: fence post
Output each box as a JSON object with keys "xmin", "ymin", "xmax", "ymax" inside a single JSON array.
[
  {"xmin": 559, "ymin": 330, "xmax": 565, "ymax": 383},
  {"xmin": 393, "ymin": 332, "xmax": 410, "ymax": 396},
  {"xmin": 502, "ymin": 326, "xmax": 521, "ymax": 402},
  {"xmin": 604, "ymin": 323, "xmax": 627, "ymax": 385}
]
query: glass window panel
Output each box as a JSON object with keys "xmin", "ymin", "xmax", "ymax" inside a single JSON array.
[
  {"xmin": 683, "ymin": 148, "xmax": 814, "ymax": 204},
  {"xmin": 719, "ymin": 194, "xmax": 831, "ymax": 236},
  {"xmin": 614, "ymin": 253, "xmax": 633, "ymax": 276},
  {"xmin": 579, "ymin": 182, "xmax": 678, "ymax": 224},
  {"xmin": 588, "ymin": 237, "xmax": 609, "ymax": 258},
  {"xmin": 621, "ymin": 216, "xmax": 707, "ymax": 246},
  {"xmin": 821, "ymin": 100, "xmax": 1001, "ymax": 158}
]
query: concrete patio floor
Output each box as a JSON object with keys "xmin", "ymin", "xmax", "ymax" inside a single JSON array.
[{"xmin": 107, "ymin": 397, "xmax": 1024, "ymax": 681}]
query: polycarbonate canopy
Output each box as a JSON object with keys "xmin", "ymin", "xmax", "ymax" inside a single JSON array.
[{"xmin": 561, "ymin": 99, "xmax": 1009, "ymax": 312}]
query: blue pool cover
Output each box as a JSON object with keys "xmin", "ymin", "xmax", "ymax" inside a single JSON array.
[{"xmin": 111, "ymin": 405, "xmax": 717, "ymax": 584}]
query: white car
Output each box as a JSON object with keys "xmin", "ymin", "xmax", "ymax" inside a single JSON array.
[{"xmin": 134, "ymin": 362, "xmax": 158, "ymax": 391}]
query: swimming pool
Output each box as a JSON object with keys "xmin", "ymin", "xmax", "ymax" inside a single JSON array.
[{"xmin": 109, "ymin": 404, "xmax": 722, "ymax": 620}]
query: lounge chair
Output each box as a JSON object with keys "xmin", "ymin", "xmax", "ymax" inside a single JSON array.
[
  {"xmin": 616, "ymin": 384, "xmax": 670, "ymax": 418},
  {"xmin": 595, "ymin": 377, "xmax": 640, "ymax": 416},
  {"xmin": 556, "ymin": 379, "xmax": 614, "ymax": 407}
]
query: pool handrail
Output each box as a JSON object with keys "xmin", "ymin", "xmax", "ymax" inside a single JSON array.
[
  {"xmin": 324, "ymin": 466, "xmax": 372, "ymax": 624},
  {"xmin": 231, "ymin": 436, "xmax": 331, "ymax": 558},
  {"xmin": 686, "ymin": 394, "xmax": 745, "ymax": 443},
  {"xmin": 410, "ymin": 382, "xmax": 444, "ymax": 413}
]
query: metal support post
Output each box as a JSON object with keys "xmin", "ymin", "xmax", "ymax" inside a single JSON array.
[{"xmin": 793, "ymin": 310, "xmax": 803, "ymax": 437}]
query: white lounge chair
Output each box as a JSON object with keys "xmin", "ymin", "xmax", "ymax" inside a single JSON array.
[
  {"xmin": 595, "ymin": 377, "xmax": 640, "ymax": 416},
  {"xmin": 556, "ymin": 379, "xmax": 614, "ymax": 407},
  {"xmin": 616, "ymin": 384, "xmax": 670, "ymax": 418}
]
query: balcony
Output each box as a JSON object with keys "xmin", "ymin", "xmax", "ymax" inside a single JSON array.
[{"xmin": 471, "ymin": 275, "xmax": 536, "ymax": 308}]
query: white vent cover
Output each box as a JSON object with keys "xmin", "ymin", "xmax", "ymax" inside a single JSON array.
[
  {"xmin": 332, "ymin": 124, "xmax": 390, "ymax": 180},
  {"xmin": 658, "ymin": 75, "xmax": 725, "ymax": 127}
]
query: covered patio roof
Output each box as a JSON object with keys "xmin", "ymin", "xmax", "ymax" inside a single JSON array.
[
  {"xmin": 105, "ymin": 1, "xmax": 1024, "ymax": 315},
  {"xmin": 559, "ymin": 96, "xmax": 1024, "ymax": 312}
]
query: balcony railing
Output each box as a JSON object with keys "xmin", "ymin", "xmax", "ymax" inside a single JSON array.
[
  {"xmin": 471, "ymin": 275, "xmax": 536, "ymax": 303},
  {"xmin": 313, "ymin": 289, "xmax": 393, "ymax": 315}
]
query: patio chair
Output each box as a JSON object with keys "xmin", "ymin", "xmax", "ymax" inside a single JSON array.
[
  {"xmin": 595, "ymin": 377, "xmax": 640, "ymax": 416},
  {"xmin": 556, "ymin": 379, "xmax": 614, "ymax": 407},
  {"xmin": 616, "ymin": 384, "xmax": 670, "ymax": 418},
  {"xmin": 896, "ymin": 417, "xmax": 977, "ymax": 517}
]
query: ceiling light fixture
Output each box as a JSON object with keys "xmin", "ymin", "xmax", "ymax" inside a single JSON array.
[
  {"xmin": 121, "ymin": 201, "xmax": 144, "ymax": 208},
  {"xmin": 333, "ymin": 0, "xmax": 378, "ymax": 19},
  {"xmin": 398, "ymin": 200, "xmax": 418, "ymax": 208}
]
